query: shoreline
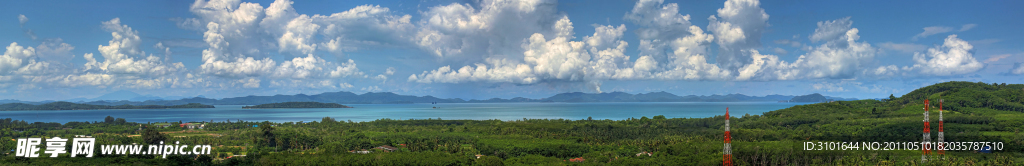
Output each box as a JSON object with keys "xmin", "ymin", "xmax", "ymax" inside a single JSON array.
[{"xmin": 0, "ymin": 102, "xmax": 810, "ymax": 123}]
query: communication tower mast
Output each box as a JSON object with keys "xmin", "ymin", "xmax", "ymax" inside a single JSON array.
[{"xmin": 724, "ymin": 107, "xmax": 732, "ymax": 166}]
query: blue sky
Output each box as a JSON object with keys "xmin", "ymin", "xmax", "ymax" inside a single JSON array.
[{"xmin": 1, "ymin": 0, "xmax": 1022, "ymax": 101}]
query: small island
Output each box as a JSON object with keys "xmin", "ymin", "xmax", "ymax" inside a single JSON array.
[
  {"xmin": 0, "ymin": 102, "xmax": 214, "ymax": 111},
  {"xmin": 788, "ymin": 93, "xmax": 829, "ymax": 102},
  {"xmin": 242, "ymin": 102, "xmax": 352, "ymax": 109}
]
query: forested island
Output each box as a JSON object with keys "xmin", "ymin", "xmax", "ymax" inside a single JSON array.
[
  {"xmin": 0, "ymin": 102, "xmax": 213, "ymax": 111},
  {"xmin": 788, "ymin": 93, "xmax": 829, "ymax": 102},
  {"xmin": 242, "ymin": 102, "xmax": 352, "ymax": 109},
  {"xmin": 0, "ymin": 81, "xmax": 1020, "ymax": 165}
]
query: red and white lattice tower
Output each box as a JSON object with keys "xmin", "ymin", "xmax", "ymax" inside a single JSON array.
[
  {"xmin": 922, "ymin": 99, "xmax": 932, "ymax": 162},
  {"xmin": 723, "ymin": 107, "xmax": 732, "ymax": 166},
  {"xmin": 937, "ymin": 99, "xmax": 945, "ymax": 157}
]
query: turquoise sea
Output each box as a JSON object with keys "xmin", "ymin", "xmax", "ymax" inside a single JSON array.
[{"xmin": 0, "ymin": 102, "xmax": 812, "ymax": 123}]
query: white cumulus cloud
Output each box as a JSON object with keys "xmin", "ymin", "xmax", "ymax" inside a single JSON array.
[
  {"xmin": 410, "ymin": 15, "xmax": 645, "ymax": 88},
  {"xmin": 409, "ymin": 0, "xmax": 887, "ymax": 87},
  {"xmin": 328, "ymin": 59, "xmax": 364, "ymax": 78},
  {"xmin": 241, "ymin": 78, "xmax": 260, "ymax": 88},
  {"xmin": 792, "ymin": 27, "xmax": 876, "ymax": 79},
  {"xmin": 187, "ymin": 0, "xmax": 374, "ymax": 84},
  {"xmin": 90, "ymin": 18, "xmax": 185, "ymax": 77},
  {"xmin": 707, "ymin": 0, "xmax": 769, "ymax": 72},
  {"xmin": 0, "ymin": 43, "xmax": 43, "ymax": 75},
  {"xmin": 624, "ymin": 0, "xmax": 693, "ymax": 41},
  {"xmin": 414, "ymin": 0, "xmax": 562, "ymax": 61},
  {"xmin": 313, "ymin": 4, "xmax": 414, "ymax": 55},
  {"xmin": 736, "ymin": 17, "xmax": 875, "ymax": 81},
  {"xmin": 271, "ymin": 54, "xmax": 331, "ymax": 79},
  {"xmin": 374, "ymin": 67, "xmax": 396, "ymax": 83},
  {"xmin": 908, "ymin": 35, "xmax": 983, "ymax": 76},
  {"xmin": 809, "ymin": 17, "xmax": 852, "ymax": 43},
  {"xmin": 651, "ymin": 25, "xmax": 731, "ymax": 81},
  {"xmin": 276, "ymin": 15, "xmax": 320, "ymax": 55}
]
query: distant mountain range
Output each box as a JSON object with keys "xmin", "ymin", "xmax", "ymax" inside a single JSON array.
[
  {"xmin": 58, "ymin": 90, "xmax": 198, "ymax": 102},
  {"xmin": 0, "ymin": 91, "xmax": 857, "ymax": 106}
]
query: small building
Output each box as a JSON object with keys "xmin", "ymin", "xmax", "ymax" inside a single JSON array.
[
  {"xmin": 475, "ymin": 154, "xmax": 485, "ymax": 159},
  {"xmin": 153, "ymin": 123, "xmax": 171, "ymax": 128},
  {"xmin": 226, "ymin": 155, "xmax": 245, "ymax": 159},
  {"xmin": 376, "ymin": 145, "xmax": 399, "ymax": 152},
  {"xmin": 350, "ymin": 149, "xmax": 371, "ymax": 154},
  {"xmin": 189, "ymin": 123, "xmax": 204, "ymax": 129},
  {"xmin": 569, "ymin": 157, "xmax": 585, "ymax": 162},
  {"xmin": 636, "ymin": 152, "xmax": 652, "ymax": 156},
  {"xmin": 180, "ymin": 123, "xmax": 204, "ymax": 129}
]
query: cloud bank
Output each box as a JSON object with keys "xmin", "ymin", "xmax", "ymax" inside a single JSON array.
[
  {"xmin": 0, "ymin": 0, "xmax": 999, "ymax": 99},
  {"xmin": 408, "ymin": 0, "xmax": 891, "ymax": 91}
]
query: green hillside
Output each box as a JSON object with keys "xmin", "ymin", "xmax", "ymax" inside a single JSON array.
[{"xmin": 892, "ymin": 81, "xmax": 1024, "ymax": 113}]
